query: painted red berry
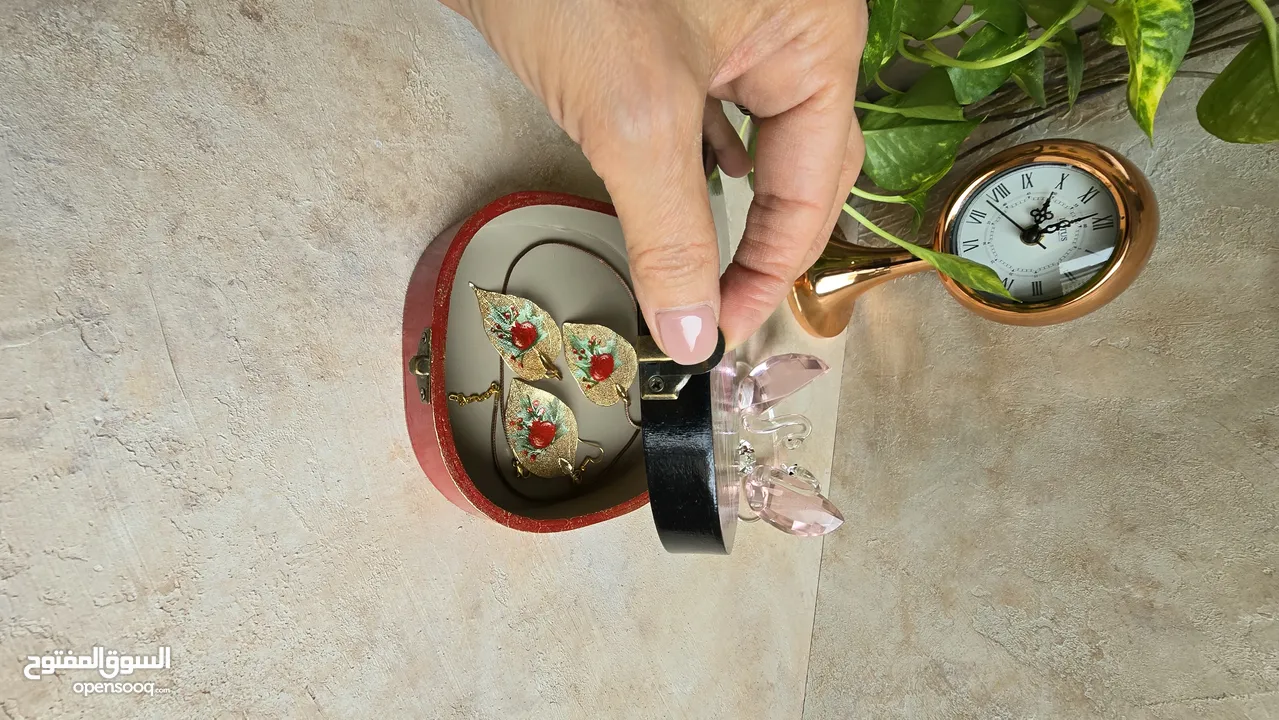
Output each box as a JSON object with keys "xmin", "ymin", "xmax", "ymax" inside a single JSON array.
[
  {"xmin": 589, "ymin": 353, "xmax": 614, "ymax": 382},
  {"xmin": 510, "ymin": 322, "xmax": 538, "ymax": 350},
  {"xmin": 528, "ymin": 420, "xmax": 556, "ymax": 449}
]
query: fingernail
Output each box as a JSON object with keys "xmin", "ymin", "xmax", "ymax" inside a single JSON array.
[{"xmin": 655, "ymin": 303, "xmax": 718, "ymax": 365}]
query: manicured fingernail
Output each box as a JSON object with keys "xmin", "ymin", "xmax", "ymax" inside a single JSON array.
[{"xmin": 655, "ymin": 303, "xmax": 718, "ymax": 365}]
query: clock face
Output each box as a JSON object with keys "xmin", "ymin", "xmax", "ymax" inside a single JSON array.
[{"xmin": 947, "ymin": 162, "xmax": 1122, "ymax": 304}]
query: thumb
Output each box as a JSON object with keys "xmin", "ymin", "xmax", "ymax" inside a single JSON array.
[{"xmin": 585, "ymin": 106, "xmax": 723, "ymax": 366}]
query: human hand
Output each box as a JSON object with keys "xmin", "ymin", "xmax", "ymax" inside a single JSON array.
[{"xmin": 441, "ymin": 0, "xmax": 867, "ymax": 364}]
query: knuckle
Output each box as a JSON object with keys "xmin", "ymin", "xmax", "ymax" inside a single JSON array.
[
  {"xmin": 747, "ymin": 194, "xmax": 832, "ymax": 258},
  {"xmin": 738, "ymin": 203, "xmax": 826, "ymax": 284},
  {"xmin": 580, "ymin": 78, "xmax": 697, "ymax": 163},
  {"xmin": 737, "ymin": 248, "xmax": 802, "ymax": 289},
  {"xmin": 725, "ymin": 265, "xmax": 792, "ymax": 323},
  {"xmin": 628, "ymin": 238, "xmax": 718, "ymax": 285},
  {"xmin": 751, "ymin": 191, "xmax": 829, "ymax": 221},
  {"xmin": 741, "ymin": 267, "xmax": 792, "ymax": 305}
]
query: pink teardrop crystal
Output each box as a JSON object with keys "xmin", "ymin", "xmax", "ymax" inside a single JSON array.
[
  {"xmin": 744, "ymin": 467, "xmax": 844, "ymax": 537},
  {"xmin": 737, "ymin": 353, "xmax": 830, "ymax": 416}
]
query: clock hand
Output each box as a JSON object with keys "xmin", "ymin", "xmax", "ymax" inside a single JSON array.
[
  {"xmin": 986, "ymin": 200, "xmax": 1028, "ymax": 232},
  {"xmin": 1040, "ymin": 213, "xmax": 1098, "ymax": 235},
  {"xmin": 987, "ymin": 200, "xmax": 1049, "ymax": 248},
  {"xmin": 1030, "ymin": 193, "xmax": 1055, "ymax": 226}
]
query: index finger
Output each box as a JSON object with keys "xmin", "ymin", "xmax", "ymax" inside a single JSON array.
[{"xmin": 719, "ymin": 82, "xmax": 857, "ymax": 348}]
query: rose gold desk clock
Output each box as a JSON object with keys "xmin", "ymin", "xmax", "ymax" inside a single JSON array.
[{"xmin": 791, "ymin": 139, "xmax": 1160, "ymax": 336}]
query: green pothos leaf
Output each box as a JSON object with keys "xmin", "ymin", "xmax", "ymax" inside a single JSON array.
[
  {"xmin": 1105, "ymin": 0, "xmax": 1195, "ymax": 137},
  {"xmin": 901, "ymin": 158, "xmax": 954, "ymax": 232},
  {"xmin": 860, "ymin": 94, "xmax": 907, "ymax": 132},
  {"xmin": 861, "ymin": 67, "xmax": 962, "ymax": 131},
  {"xmin": 862, "ymin": 0, "xmax": 902, "ymax": 91},
  {"xmin": 843, "ymin": 203, "xmax": 1016, "ymax": 300},
  {"xmin": 1100, "ymin": 12, "xmax": 1126, "ymax": 45},
  {"xmin": 1054, "ymin": 27, "xmax": 1086, "ymax": 107},
  {"xmin": 1197, "ymin": 33, "xmax": 1279, "ymax": 143},
  {"xmin": 900, "ymin": 0, "xmax": 966, "ymax": 39},
  {"xmin": 859, "ymin": 100, "xmax": 966, "ymax": 122},
  {"xmin": 1011, "ymin": 48, "xmax": 1048, "ymax": 107},
  {"xmin": 1243, "ymin": 0, "xmax": 1279, "ymax": 91},
  {"xmin": 863, "ymin": 119, "xmax": 978, "ymax": 192},
  {"xmin": 974, "ymin": 0, "xmax": 1029, "ymax": 35},
  {"xmin": 902, "ymin": 192, "xmax": 928, "ymax": 231},
  {"xmin": 892, "ymin": 66, "xmax": 962, "ymax": 108},
  {"xmin": 860, "ymin": 70, "xmax": 977, "ymax": 192},
  {"xmin": 1019, "ymin": 0, "xmax": 1085, "ymax": 27},
  {"xmin": 947, "ymin": 25, "xmax": 1024, "ymax": 104},
  {"xmin": 891, "ymin": 236, "xmax": 1017, "ymax": 299}
]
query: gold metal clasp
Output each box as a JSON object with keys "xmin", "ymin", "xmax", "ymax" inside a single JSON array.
[
  {"xmin": 636, "ymin": 336, "xmax": 690, "ymax": 400},
  {"xmin": 410, "ymin": 328, "xmax": 432, "ymax": 403},
  {"xmin": 636, "ymin": 332, "xmax": 725, "ymax": 401}
]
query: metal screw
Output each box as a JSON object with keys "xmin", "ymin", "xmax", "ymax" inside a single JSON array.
[{"xmin": 646, "ymin": 376, "xmax": 665, "ymax": 394}]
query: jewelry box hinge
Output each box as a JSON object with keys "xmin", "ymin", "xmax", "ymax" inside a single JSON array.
[
  {"xmin": 409, "ymin": 327, "xmax": 432, "ymax": 404},
  {"xmin": 635, "ymin": 331, "xmax": 725, "ymax": 401}
]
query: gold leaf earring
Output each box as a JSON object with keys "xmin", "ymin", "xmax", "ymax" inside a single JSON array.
[
  {"xmin": 504, "ymin": 379, "xmax": 602, "ymax": 482},
  {"xmin": 562, "ymin": 322, "xmax": 640, "ymax": 428},
  {"xmin": 471, "ymin": 284, "xmax": 562, "ymax": 382}
]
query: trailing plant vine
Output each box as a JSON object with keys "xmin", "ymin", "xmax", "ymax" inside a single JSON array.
[{"xmin": 740, "ymin": 0, "xmax": 1279, "ymax": 297}]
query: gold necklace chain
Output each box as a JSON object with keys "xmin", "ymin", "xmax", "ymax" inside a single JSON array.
[{"xmin": 447, "ymin": 381, "xmax": 501, "ymax": 406}]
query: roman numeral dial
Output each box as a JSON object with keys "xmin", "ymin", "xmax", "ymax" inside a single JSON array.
[{"xmin": 947, "ymin": 161, "xmax": 1123, "ymax": 306}]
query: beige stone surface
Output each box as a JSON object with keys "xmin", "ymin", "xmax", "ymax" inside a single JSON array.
[
  {"xmin": 805, "ymin": 78, "xmax": 1279, "ymax": 717},
  {"xmin": 0, "ymin": 2, "xmax": 847, "ymax": 718}
]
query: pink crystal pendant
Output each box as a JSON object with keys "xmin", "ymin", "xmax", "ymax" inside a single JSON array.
[
  {"xmin": 736, "ymin": 353, "xmax": 829, "ymax": 416},
  {"xmin": 732, "ymin": 353, "xmax": 844, "ymax": 537},
  {"xmin": 743, "ymin": 466, "xmax": 844, "ymax": 537}
]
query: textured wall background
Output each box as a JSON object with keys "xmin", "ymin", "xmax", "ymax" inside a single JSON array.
[
  {"xmin": 805, "ymin": 69, "xmax": 1279, "ymax": 718},
  {"xmin": 0, "ymin": 2, "xmax": 848, "ymax": 718}
]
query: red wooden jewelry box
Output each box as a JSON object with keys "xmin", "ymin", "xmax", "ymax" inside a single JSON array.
[
  {"xmin": 401, "ymin": 192, "xmax": 651, "ymax": 533},
  {"xmin": 404, "ymin": 145, "xmax": 764, "ymax": 554}
]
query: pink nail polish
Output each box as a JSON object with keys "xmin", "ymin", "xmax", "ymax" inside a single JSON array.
[{"xmin": 655, "ymin": 303, "xmax": 718, "ymax": 365}]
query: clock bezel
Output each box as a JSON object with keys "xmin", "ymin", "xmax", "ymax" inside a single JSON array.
[{"xmin": 934, "ymin": 139, "xmax": 1158, "ymax": 326}]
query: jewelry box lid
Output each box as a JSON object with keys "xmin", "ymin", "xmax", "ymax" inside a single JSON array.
[
  {"xmin": 635, "ymin": 326, "xmax": 740, "ymax": 554},
  {"xmin": 635, "ymin": 156, "xmax": 741, "ymax": 554}
]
